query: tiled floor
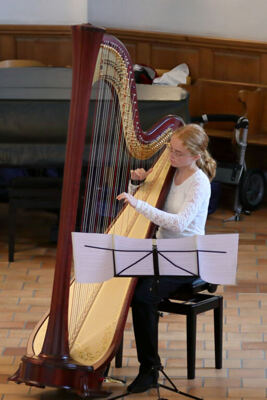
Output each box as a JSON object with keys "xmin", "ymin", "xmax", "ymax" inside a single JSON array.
[{"xmin": 0, "ymin": 200, "xmax": 267, "ymax": 399}]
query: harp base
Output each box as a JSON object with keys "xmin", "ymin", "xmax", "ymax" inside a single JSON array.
[{"xmin": 9, "ymin": 355, "xmax": 111, "ymax": 398}]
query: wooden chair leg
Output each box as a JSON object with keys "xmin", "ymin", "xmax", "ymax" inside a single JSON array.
[
  {"xmin": 214, "ymin": 296, "xmax": 223, "ymax": 369},
  {"xmin": 186, "ymin": 311, "xmax": 197, "ymax": 379},
  {"xmin": 115, "ymin": 337, "xmax": 123, "ymax": 368}
]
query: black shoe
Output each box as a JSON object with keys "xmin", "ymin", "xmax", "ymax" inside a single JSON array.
[{"xmin": 127, "ymin": 366, "xmax": 159, "ymax": 393}]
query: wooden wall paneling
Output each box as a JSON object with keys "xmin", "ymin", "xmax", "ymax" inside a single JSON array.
[
  {"xmin": 150, "ymin": 45, "xmax": 178, "ymax": 69},
  {"xmin": 123, "ymin": 42, "xmax": 137, "ymax": 64},
  {"xmin": 180, "ymin": 83, "xmax": 199, "ymax": 117},
  {"xmin": 239, "ymin": 88, "xmax": 267, "ymax": 137},
  {"xmin": 260, "ymin": 54, "xmax": 267, "ymax": 84},
  {"xmin": 0, "ymin": 25, "xmax": 72, "ymax": 66},
  {"xmin": 199, "ymin": 80, "xmax": 246, "ymax": 115},
  {"xmin": 191, "ymin": 79, "xmax": 246, "ymax": 114},
  {"xmin": 0, "ymin": 26, "xmax": 266, "ymax": 81},
  {"xmin": 199, "ymin": 48, "xmax": 213, "ymax": 78},
  {"xmin": 16, "ymin": 37, "xmax": 72, "ymax": 67},
  {"xmin": 150, "ymin": 45, "xmax": 200, "ymax": 79},
  {"xmin": 173, "ymin": 47, "xmax": 200, "ymax": 79},
  {"xmin": 213, "ymin": 51, "xmax": 261, "ymax": 83},
  {"xmin": 262, "ymin": 92, "xmax": 267, "ymax": 135},
  {"xmin": 239, "ymin": 89, "xmax": 264, "ymax": 135},
  {"xmin": 135, "ymin": 42, "xmax": 151, "ymax": 65},
  {"xmin": 182, "ymin": 79, "xmax": 248, "ymax": 130},
  {"xmin": 0, "ymin": 35, "xmax": 16, "ymax": 60}
]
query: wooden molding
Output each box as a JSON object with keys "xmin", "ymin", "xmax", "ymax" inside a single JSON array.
[
  {"xmin": 0, "ymin": 24, "xmax": 71, "ymax": 36},
  {"xmin": 107, "ymin": 27, "xmax": 267, "ymax": 52}
]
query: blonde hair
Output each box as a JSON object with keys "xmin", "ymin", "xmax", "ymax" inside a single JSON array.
[{"xmin": 172, "ymin": 124, "xmax": 216, "ymax": 181}]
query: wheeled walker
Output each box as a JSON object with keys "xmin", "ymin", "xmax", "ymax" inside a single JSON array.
[{"xmin": 192, "ymin": 114, "xmax": 265, "ymax": 221}]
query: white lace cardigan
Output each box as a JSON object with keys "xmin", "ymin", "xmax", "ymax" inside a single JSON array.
[{"xmin": 129, "ymin": 169, "xmax": 211, "ymax": 239}]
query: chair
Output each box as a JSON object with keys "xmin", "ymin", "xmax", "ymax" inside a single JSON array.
[{"xmin": 115, "ymin": 278, "xmax": 223, "ymax": 380}]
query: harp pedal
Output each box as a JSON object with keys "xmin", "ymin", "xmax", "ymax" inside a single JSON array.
[{"xmin": 104, "ymin": 376, "xmax": 126, "ymax": 385}]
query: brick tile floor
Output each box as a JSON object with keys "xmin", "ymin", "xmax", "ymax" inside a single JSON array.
[{"xmin": 0, "ymin": 202, "xmax": 267, "ymax": 399}]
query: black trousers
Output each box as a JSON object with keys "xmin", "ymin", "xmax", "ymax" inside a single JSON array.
[{"xmin": 131, "ymin": 276, "xmax": 195, "ymax": 369}]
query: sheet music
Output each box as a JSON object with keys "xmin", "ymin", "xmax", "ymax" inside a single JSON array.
[
  {"xmin": 197, "ymin": 234, "xmax": 239, "ymax": 285},
  {"xmin": 156, "ymin": 236, "xmax": 198, "ymax": 276},
  {"xmin": 72, "ymin": 233, "xmax": 153, "ymax": 283},
  {"xmin": 72, "ymin": 232, "xmax": 239, "ymax": 285},
  {"xmin": 72, "ymin": 232, "xmax": 114, "ymax": 283},
  {"xmin": 113, "ymin": 235, "xmax": 153, "ymax": 276}
]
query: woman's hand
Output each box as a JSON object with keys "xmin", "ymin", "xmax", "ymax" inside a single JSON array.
[
  {"xmin": 130, "ymin": 168, "xmax": 153, "ymax": 181},
  {"xmin": 117, "ymin": 192, "xmax": 137, "ymax": 208}
]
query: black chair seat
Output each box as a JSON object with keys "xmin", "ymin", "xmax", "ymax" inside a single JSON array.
[
  {"xmin": 170, "ymin": 277, "xmax": 218, "ymax": 299},
  {"xmin": 115, "ymin": 278, "xmax": 223, "ymax": 380}
]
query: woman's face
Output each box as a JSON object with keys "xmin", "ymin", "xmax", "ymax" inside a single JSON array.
[{"xmin": 168, "ymin": 136, "xmax": 199, "ymax": 169}]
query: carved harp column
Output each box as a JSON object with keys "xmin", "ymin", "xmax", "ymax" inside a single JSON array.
[{"xmin": 9, "ymin": 24, "xmax": 184, "ymax": 397}]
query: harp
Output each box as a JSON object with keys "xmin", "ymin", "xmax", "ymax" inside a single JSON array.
[{"xmin": 10, "ymin": 24, "xmax": 184, "ymax": 397}]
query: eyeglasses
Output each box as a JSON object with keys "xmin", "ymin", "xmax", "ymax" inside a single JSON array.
[{"xmin": 166, "ymin": 143, "xmax": 192, "ymax": 159}]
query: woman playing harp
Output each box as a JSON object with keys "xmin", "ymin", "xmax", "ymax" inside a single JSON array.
[
  {"xmin": 9, "ymin": 24, "xmax": 187, "ymax": 397},
  {"xmin": 117, "ymin": 124, "xmax": 216, "ymax": 393}
]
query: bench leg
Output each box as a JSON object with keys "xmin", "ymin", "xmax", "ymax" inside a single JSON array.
[
  {"xmin": 214, "ymin": 297, "xmax": 223, "ymax": 369},
  {"xmin": 186, "ymin": 312, "xmax": 197, "ymax": 379}
]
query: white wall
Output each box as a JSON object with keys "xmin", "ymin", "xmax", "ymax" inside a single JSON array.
[
  {"xmin": 0, "ymin": 0, "xmax": 266, "ymax": 42},
  {"xmin": 0, "ymin": 0, "xmax": 87, "ymax": 25},
  {"xmin": 87, "ymin": 0, "xmax": 267, "ymax": 42}
]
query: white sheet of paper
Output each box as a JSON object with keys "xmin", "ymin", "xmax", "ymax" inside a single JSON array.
[
  {"xmin": 197, "ymin": 234, "xmax": 239, "ymax": 285},
  {"xmin": 113, "ymin": 235, "xmax": 153, "ymax": 276},
  {"xmin": 72, "ymin": 232, "xmax": 114, "ymax": 283},
  {"xmin": 157, "ymin": 236, "xmax": 198, "ymax": 276}
]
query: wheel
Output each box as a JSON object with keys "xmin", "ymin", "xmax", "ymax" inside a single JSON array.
[{"xmin": 239, "ymin": 169, "xmax": 265, "ymax": 210}]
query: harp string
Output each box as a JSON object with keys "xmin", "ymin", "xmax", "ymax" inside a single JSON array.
[
  {"xmin": 68, "ymin": 41, "xmax": 169, "ymax": 346},
  {"xmin": 90, "ymin": 70, "xmax": 111, "ymax": 231},
  {"xmin": 70, "ymin": 48, "xmax": 123, "ymax": 342},
  {"xmin": 69, "ymin": 45, "xmax": 127, "ymax": 344}
]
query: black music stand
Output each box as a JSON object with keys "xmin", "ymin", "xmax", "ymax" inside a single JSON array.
[
  {"xmin": 82, "ymin": 240, "xmax": 204, "ymax": 400},
  {"xmin": 72, "ymin": 232, "xmax": 238, "ymax": 399}
]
